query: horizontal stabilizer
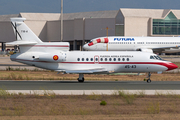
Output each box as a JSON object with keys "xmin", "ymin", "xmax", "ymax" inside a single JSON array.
[{"xmin": 6, "ymin": 41, "xmax": 37, "ymax": 45}]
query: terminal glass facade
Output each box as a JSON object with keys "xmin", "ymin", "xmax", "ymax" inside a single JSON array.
[{"xmin": 153, "ymin": 12, "xmax": 180, "ymax": 35}]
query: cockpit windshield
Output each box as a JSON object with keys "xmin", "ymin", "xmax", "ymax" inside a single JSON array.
[
  {"xmin": 150, "ymin": 55, "xmax": 163, "ymax": 60},
  {"xmin": 89, "ymin": 40, "xmax": 93, "ymax": 43}
]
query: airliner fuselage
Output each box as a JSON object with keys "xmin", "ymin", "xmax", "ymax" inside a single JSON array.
[{"xmin": 83, "ymin": 36, "xmax": 180, "ymax": 53}]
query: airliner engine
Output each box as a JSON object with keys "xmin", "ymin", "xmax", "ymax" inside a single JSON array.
[{"xmin": 38, "ymin": 52, "xmax": 66, "ymax": 62}]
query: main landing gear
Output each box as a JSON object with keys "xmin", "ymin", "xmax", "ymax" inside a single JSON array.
[
  {"xmin": 78, "ymin": 73, "xmax": 84, "ymax": 82},
  {"xmin": 146, "ymin": 72, "xmax": 151, "ymax": 83}
]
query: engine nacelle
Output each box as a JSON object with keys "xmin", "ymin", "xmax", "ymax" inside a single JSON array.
[{"xmin": 38, "ymin": 52, "xmax": 66, "ymax": 62}]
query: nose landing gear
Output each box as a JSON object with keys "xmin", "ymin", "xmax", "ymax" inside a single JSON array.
[{"xmin": 146, "ymin": 72, "xmax": 151, "ymax": 83}]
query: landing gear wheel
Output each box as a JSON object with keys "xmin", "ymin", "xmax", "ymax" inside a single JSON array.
[
  {"xmin": 78, "ymin": 77, "xmax": 84, "ymax": 82},
  {"xmin": 147, "ymin": 79, "xmax": 151, "ymax": 83},
  {"xmin": 78, "ymin": 74, "xmax": 84, "ymax": 82},
  {"xmin": 146, "ymin": 72, "xmax": 152, "ymax": 83}
]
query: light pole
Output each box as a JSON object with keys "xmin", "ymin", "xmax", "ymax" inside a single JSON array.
[{"xmin": 61, "ymin": 0, "xmax": 63, "ymax": 42}]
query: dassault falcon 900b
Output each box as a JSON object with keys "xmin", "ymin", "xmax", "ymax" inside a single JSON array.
[
  {"xmin": 6, "ymin": 18, "xmax": 178, "ymax": 83},
  {"xmin": 83, "ymin": 36, "xmax": 180, "ymax": 53}
]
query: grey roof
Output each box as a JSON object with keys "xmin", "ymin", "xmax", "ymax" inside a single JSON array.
[
  {"xmin": 0, "ymin": 11, "xmax": 118, "ymax": 22},
  {"xmin": 63, "ymin": 10, "xmax": 119, "ymax": 20},
  {"xmin": 162, "ymin": 9, "xmax": 171, "ymax": 18},
  {"xmin": 0, "ymin": 14, "xmax": 19, "ymax": 21},
  {"xmin": 19, "ymin": 11, "xmax": 119, "ymax": 21},
  {"xmin": 20, "ymin": 13, "xmax": 60, "ymax": 21},
  {"xmin": 120, "ymin": 8, "xmax": 180, "ymax": 19}
]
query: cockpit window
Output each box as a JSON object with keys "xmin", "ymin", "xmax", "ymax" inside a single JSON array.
[
  {"xmin": 89, "ymin": 40, "xmax": 93, "ymax": 43},
  {"xmin": 150, "ymin": 56, "xmax": 154, "ymax": 59},
  {"xmin": 156, "ymin": 56, "xmax": 162, "ymax": 60},
  {"xmin": 150, "ymin": 55, "xmax": 163, "ymax": 60},
  {"xmin": 154, "ymin": 56, "xmax": 158, "ymax": 59}
]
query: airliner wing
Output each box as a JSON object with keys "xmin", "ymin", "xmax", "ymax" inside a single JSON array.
[
  {"xmin": 152, "ymin": 46, "xmax": 180, "ymax": 53},
  {"xmin": 153, "ymin": 46, "xmax": 179, "ymax": 50},
  {"xmin": 56, "ymin": 68, "xmax": 108, "ymax": 74}
]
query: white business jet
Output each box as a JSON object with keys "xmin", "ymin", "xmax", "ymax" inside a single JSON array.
[
  {"xmin": 6, "ymin": 18, "xmax": 178, "ymax": 83},
  {"xmin": 83, "ymin": 36, "xmax": 180, "ymax": 53}
]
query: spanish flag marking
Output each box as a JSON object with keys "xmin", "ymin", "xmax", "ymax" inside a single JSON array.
[{"xmin": 53, "ymin": 55, "xmax": 59, "ymax": 61}]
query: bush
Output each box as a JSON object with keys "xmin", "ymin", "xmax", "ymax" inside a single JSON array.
[{"xmin": 100, "ymin": 100, "xmax": 107, "ymax": 106}]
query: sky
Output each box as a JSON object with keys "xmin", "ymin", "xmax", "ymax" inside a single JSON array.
[{"xmin": 0, "ymin": 0, "xmax": 180, "ymax": 15}]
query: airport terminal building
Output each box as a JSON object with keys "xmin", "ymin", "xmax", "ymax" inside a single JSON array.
[{"xmin": 1, "ymin": 8, "xmax": 180, "ymax": 51}]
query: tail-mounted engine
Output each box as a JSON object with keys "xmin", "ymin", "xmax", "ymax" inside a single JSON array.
[{"xmin": 37, "ymin": 52, "xmax": 66, "ymax": 62}]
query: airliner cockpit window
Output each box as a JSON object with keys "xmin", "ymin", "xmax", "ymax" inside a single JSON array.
[
  {"xmin": 89, "ymin": 40, "xmax": 93, "ymax": 43},
  {"xmin": 150, "ymin": 55, "xmax": 163, "ymax": 60},
  {"xmin": 154, "ymin": 56, "xmax": 158, "ymax": 59},
  {"xmin": 150, "ymin": 56, "xmax": 154, "ymax": 59},
  {"xmin": 156, "ymin": 56, "xmax": 163, "ymax": 60}
]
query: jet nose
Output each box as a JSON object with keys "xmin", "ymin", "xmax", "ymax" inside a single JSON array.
[
  {"xmin": 166, "ymin": 62, "xmax": 178, "ymax": 71},
  {"xmin": 83, "ymin": 43, "xmax": 91, "ymax": 50},
  {"xmin": 83, "ymin": 44, "xmax": 89, "ymax": 50}
]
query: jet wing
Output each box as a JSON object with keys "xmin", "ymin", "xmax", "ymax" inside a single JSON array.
[
  {"xmin": 56, "ymin": 68, "xmax": 108, "ymax": 74},
  {"xmin": 152, "ymin": 46, "xmax": 180, "ymax": 53}
]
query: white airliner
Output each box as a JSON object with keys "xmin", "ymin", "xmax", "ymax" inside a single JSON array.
[
  {"xmin": 6, "ymin": 18, "xmax": 178, "ymax": 83},
  {"xmin": 83, "ymin": 36, "xmax": 180, "ymax": 53}
]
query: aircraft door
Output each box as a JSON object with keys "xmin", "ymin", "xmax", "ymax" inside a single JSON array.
[{"xmin": 94, "ymin": 55, "xmax": 99, "ymax": 64}]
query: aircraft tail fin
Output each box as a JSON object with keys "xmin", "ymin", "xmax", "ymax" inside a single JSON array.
[{"xmin": 7, "ymin": 18, "xmax": 43, "ymax": 45}]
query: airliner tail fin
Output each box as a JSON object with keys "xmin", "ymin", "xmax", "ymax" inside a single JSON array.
[{"xmin": 7, "ymin": 18, "xmax": 43, "ymax": 45}]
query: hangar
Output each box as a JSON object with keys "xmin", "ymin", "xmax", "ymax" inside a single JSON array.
[{"xmin": 1, "ymin": 8, "xmax": 180, "ymax": 51}]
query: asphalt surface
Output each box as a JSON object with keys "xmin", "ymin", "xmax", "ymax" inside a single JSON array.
[{"xmin": 0, "ymin": 81, "xmax": 180, "ymax": 90}]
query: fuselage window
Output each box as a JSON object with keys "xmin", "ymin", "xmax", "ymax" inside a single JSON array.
[
  {"xmin": 114, "ymin": 58, "xmax": 116, "ymax": 61},
  {"xmin": 82, "ymin": 58, "xmax": 84, "ymax": 61},
  {"xmin": 91, "ymin": 58, "xmax": 93, "ymax": 61},
  {"xmin": 105, "ymin": 58, "xmax": 107, "ymax": 61},
  {"xmin": 122, "ymin": 58, "xmax": 125, "ymax": 61},
  {"xmin": 118, "ymin": 58, "xmax": 121, "ymax": 61},
  {"xmin": 127, "ymin": 58, "xmax": 129, "ymax": 61},
  {"xmin": 95, "ymin": 58, "xmax": 98, "ymax": 61},
  {"xmin": 86, "ymin": 58, "xmax": 89, "ymax": 61},
  {"xmin": 77, "ymin": 58, "xmax": 80, "ymax": 61},
  {"xmin": 109, "ymin": 58, "xmax": 112, "ymax": 61},
  {"xmin": 100, "ymin": 58, "xmax": 103, "ymax": 61}
]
